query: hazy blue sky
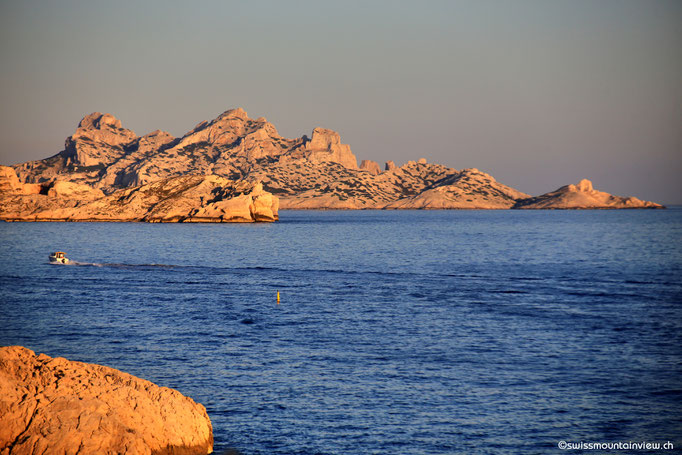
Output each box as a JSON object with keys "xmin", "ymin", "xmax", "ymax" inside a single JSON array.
[{"xmin": 1, "ymin": 0, "xmax": 680, "ymax": 202}]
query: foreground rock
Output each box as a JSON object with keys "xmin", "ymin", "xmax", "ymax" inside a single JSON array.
[
  {"xmin": 0, "ymin": 346, "xmax": 212, "ymax": 455},
  {"xmin": 0, "ymin": 166, "xmax": 278, "ymax": 222},
  {"xmin": 513, "ymin": 179, "xmax": 664, "ymax": 209}
]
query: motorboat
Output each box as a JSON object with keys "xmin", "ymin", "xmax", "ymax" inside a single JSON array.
[{"xmin": 49, "ymin": 251, "xmax": 69, "ymax": 264}]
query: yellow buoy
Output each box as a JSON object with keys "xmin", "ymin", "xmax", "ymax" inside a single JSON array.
[{"xmin": 277, "ymin": 291, "xmax": 280, "ymax": 304}]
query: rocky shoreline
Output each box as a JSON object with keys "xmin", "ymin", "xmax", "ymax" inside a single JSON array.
[
  {"xmin": 0, "ymin": 346, "xmax": 213, "ymax": 455},
  {"xmin": 0, "ymin": 109, "xmax": 664, "ymax": 218},
  {"xmin": 0, "ymin": 169, "xmax": 279, "ymax": 223}
]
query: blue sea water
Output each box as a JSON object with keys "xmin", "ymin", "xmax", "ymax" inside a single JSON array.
[{"xmin": 1, "ymin": 209, "xmax": 681, "ymax": 454}]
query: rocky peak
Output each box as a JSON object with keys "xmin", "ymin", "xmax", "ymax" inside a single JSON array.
[
  {"xmin": 178, "ymin": 108, "xmax": 280, "ymax": 150},
  {"xmin": 360, "ymin": 159, "xmax": 381, "ymax": 175},
  {"xmin": 138, "ymin": 130, "xmax": 175, "ymax": 150},
  {"xmin": 73, "ymin": 112, "xmax": 136, "ymax": 141},
  {"xmin": 77, "ymin": 112, "xmax": 118, "ymax": 130},
  {"xmin": 385, "ymin": 161, "xmax": 396, "ymax": 171},
  {"xmin": 559, "ymin": 178, "xmax": 595, "ymax": 194},
  {"xmin": 576, "ymin": 179, "xmax": 593, "ymax": 192},
  {"xmin": 144, "ymin": 129, "xmax": 172, "ymax": 139},
  {"xmin": 216, "ymin": 107, "xmax": 249, "ymax": 121},
  {"xmin": 459, "ymin": 168, "xmax": 496, "ymax": 181},
  {"xmin": 62, "ymin": 113, "xmax": 137, "ymax": 167},
  {"xmin": 302, "ymin": 128, "xmax": 358, "ymax": 169},
  {"xmin": 307, "ymin": 128, "xmax": 341, "ymax": 150}
]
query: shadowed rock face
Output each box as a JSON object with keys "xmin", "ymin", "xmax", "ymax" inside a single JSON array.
[
  {"xmin": 6, "ymin": 109, "xmax": 663, "ymax": 210},
  {"xmin": 0, "ymin": 346, "xmax": 213, "ymax": 455},
  {"xmin": 513, "ymin": 179, "xmax": 663, "ymax": 209}
]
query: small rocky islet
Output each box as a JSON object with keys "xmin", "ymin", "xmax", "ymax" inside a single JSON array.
[{"xmin": 0, "ymin": 108, "xmax": 663, "ymax": 222}]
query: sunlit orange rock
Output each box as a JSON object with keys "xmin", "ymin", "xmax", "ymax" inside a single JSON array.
[
  {"xmin": 513, "ymin": 179, "xmax": 664, "ymax": 209},
  {"xmin": 6, "ymin": 109, "xmax": 664, "ymax": 211},
  {"xmin": 360, "ymin": 159, "xmax": 381, "ymax": 175},
  {"xmin": 0, "ymin": 346, "xmax": 213, "ymax": 455},
  {"xmin": 0, "ymin": 170, "xmax": 278, "ymax": 222}
]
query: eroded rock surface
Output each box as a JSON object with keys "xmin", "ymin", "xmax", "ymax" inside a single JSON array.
[
  {"xmin": 384, "ymin": 168, "xmax": 530, "ymax": 209},
  {"xmin": 513, "ymin": 179, "xmax": 663, "ymax": 209},
  {"xmin": 5, "ymin": 109, "xmax": 663, "ymax": 210},
  {"xmin": 0, "ymin": 167, "xmax": 278, "ymax": 222},
  {"xmin": 9, "ymin": 109, "xmax": 531, "ymax": 210},
  {"xmin": 359, "ymin": 159, "xmax": 381, "ymax": 175},
  {"xmin": 0, "ymin": 346, "xmax": 213, "ymax": 455}
]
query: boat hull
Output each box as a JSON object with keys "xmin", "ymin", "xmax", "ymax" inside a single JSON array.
[{"xmin": 49, "ymin": 256, "xmax": 69, "ymax": 264}]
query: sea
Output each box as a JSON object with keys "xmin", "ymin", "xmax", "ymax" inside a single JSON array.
[{"xmin": 1, "ymin": 209, "xmax": 681, "ymax": 455}]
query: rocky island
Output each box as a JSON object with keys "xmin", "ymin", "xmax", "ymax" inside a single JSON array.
[
  {"xmin": 513, "ymin": 178, "xmax": 663, "ymax": 209},
  {"xmin": 0, "ymin": 108, "xmax": 663, "ymax": 220},
  {"xmin": 0, "ymin": 346, "xmax": 213, "ymax": 455}
]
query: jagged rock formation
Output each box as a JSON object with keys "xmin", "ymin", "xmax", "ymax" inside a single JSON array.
[
  {"xmin": 5, "ymin": 109, "xmax": 663, "ymax": 211},
  {"xmin": 513, "ymin": 179, "xmax": 663, "ymax": 209},
  {"xmin": 0, "ymin": 166, "xmax": 278, "ymax": 222},
  {"xmin": 13, "ymin": 108, "xmax": 359, "ymax": 194},
  {"xmin": 9, "ymin": 109, "xmax": 521, "ymax": 210},
  {"xmin": 385, "ymin": 168, "xmax": 529, "ymax": 209},
  {"xmin": 0, "ymin": 346, "xmax": 213, "ymax": 455},
  {"xmin": 360, "ymin": 159, "xmax": 381, "ymax": 175},
  {"xmin": 253, "ymin": 160, "xmax": 464, "ymax": 209},
  {"xmin": 0, "ymin": 166, "xmax": 42, "ymax": 194}
]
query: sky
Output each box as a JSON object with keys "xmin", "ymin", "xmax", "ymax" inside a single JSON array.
[{"xmin": 1, "ymin": 0, "xmax": 680, "ymax": 203}]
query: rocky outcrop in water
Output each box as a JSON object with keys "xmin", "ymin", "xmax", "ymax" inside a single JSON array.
[
  {"xmin": 0, "ymin": 346, "xmax": 213, "ymax": 455},
  {"xmin": 5, "ymin": 109, "xmax": 662, "ymax": 210},
  {"xmin": 0, "ymin": 167, "xmax": 278, "ymax": 222},
  {"xmin": 513, "ymin": 179, "xmax": 663, "ymax": 209}
]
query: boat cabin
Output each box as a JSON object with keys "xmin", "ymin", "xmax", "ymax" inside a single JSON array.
[{"xmin": 49, "ymin": 251, "xmax": 69, "ymax": 263}]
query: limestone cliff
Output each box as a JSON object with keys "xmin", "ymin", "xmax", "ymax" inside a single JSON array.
[
  {"xmin": 0, "ymin": 346, "xmax": 213, "ymax": 455},
  {"xmin": 360, "ymin": 159, "xmax": 381, "ymax": 175},
  {"xmin": 513, "ymin": 179, "xmax": 663, "ymax": 209},
  {"xmin": 384, "ymin": 168, "xmax": 530, "ymax": 209},
  {"xmin": 13, "ymin": 108, "xmax": 358, "ymax": 194},
  {"xmin": 0, "ymin": 166, "xmax": 278, "ymax": 222},
  {"xmin": 5, "ymin": 109, "xmax": 663, "ymax": 211}
]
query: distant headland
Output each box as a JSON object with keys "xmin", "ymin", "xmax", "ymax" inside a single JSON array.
[{"xmin": 0, "ymin": 108, "xmax": 663, "ymax": 221}]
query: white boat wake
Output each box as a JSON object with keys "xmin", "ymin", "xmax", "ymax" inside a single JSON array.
[{"xmin": 49, "ymin": 260, "xmax": 178, "ymax": 269}]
